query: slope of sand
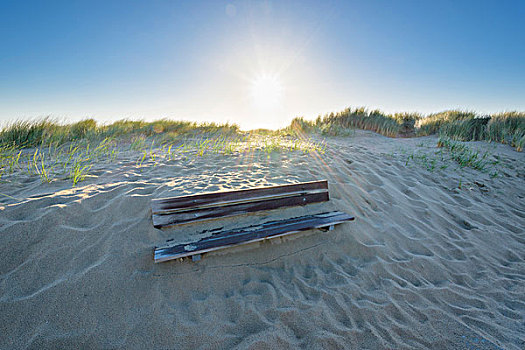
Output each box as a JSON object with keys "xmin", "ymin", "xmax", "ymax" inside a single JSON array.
[{"xmin": 1, "ymin": 131, "xmax": 524, "ymax": 349}]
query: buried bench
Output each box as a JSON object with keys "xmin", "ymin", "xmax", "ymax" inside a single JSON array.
[{"xmin": 152, "ymin": 180, "xmax": 354, "ymax": 262}]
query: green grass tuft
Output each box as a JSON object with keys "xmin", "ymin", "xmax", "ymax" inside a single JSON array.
[{"xmin": 437, "ymin": 137, "xmax": 490, "ymax": 171}]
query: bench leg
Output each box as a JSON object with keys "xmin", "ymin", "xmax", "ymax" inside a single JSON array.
[
  {"xmin": 319, "ymin": 225, "xmax": 335, "ymax": 232},
  {"xmin": 192, "ymin": 254, "xmax": 202, "ymax": 262}
]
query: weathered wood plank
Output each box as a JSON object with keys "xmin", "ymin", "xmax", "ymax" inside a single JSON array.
[
  {"xmin": 154, "ymin": 211, "xmax": 354, "ymax": 263},
  {"xmin": 153, "ymin": 188, "xmax": 327, "ymax": 215},
  {"xmin": 152, "ymin": 191, "xmax": 329, "ymax": 229},
  {"xmin": 151, "ymin": 180, "xmax": 328, "ymax": 214}
]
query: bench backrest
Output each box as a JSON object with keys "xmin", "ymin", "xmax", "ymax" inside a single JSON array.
[{"xmin": 151, "ymin": 180, "xmax": 329, "ymax": 228}]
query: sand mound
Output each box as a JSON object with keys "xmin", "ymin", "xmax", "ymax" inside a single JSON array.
[{"xmin": 1, "ymin": 131, "xmax": 524, "ymax": 349}]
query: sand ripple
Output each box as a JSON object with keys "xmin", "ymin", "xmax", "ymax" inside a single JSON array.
[{"xmin": 1, "ymin": 132, "xmax": 524, "ymax": 349}]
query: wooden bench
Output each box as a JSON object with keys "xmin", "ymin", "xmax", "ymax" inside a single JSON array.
[{"xmin": 152, "ymin": 180, "xmax": 354, "ymax": 262}]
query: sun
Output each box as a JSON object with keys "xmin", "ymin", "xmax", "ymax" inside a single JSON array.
[{"xmin": 250, "ymin": 74, "xmax": 283, "ymax": 111}]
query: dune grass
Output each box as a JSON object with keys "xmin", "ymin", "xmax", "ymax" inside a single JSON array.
[
  {"xmin": 288, "ymin": 108, "xmax": 422, "ymax": 138},
  {"xmin": 485, "ymin": 112, "xmax": 525, "ymax": 151},
  {"xmin": 418, "ymin": 111, "xmax": 525, "ymax": 151},
  {"xmin": 2, "ymin": 110, "xmax": 523, "ymax": 152},
  {"xmin": 313, "ymin": 107, "xmax": 406, "ymax": 137},
  {"xmin": 0, "ymin": 119, "xmax": 326, "ymax": 186},
  {"xmin": 399, "ymin": 137, "xmax": 499, "ymax": 178},
  {"xmin": 0, "ymin": 118, "xmax": 241, "ymax": 149},
  {"xmin": 294, "ymin": 107, "xmax": 524, "ymax": 151},
  {"xmin": 416, "ymin": 110, "xmax": 478, "ymax": 136},
  {"xmin": 0, "ymin": 108, "xmax": 523, "ymax": 186},
  {"xmin": 437, "ymin": 137, "xmax": 491, "ymax": 171}
]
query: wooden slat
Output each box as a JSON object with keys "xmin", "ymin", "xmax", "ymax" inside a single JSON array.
[
  {"xmin": 153, "ymin": 188, "xmax": 328, "ymax": 215},
  {"xmin": 151, "ymin": 180, "xmax": 328, "ymax": 214},
  {"xmin": 154, "ymin": 211, "xmax": 354, "ymax": 263},
  {"xmin": 152, "ymin": 191, "xmax": 329, "ymax": 228}
]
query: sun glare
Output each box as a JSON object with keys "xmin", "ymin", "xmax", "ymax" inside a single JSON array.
[{"xmin": 250, "ymin": 74, "xmax": 283, "ymax": 111}]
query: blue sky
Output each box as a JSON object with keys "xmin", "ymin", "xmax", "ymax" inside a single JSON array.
[{"xmin": 1, "ymin": 0, "xmax": 524, "ymax": 129}]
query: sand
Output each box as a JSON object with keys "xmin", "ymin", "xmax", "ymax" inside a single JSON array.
[{"xmin": 1, "ymin": 131, "xmax": 524, "ymax": 349}]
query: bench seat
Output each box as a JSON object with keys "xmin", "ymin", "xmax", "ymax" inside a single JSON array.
[{"xmin": 154, "ymin": 211, "xmax": 354, "ymax": 263}]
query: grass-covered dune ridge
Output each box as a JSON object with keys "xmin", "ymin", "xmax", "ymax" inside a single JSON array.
[
  {"xmin": 288, "ymin": 107, "xmax": 419, "ymax": 137},
  {"xmin": 0, "ymin": 119, "xmax": 326, "ymax": 186},
  {"xmin": 416, "ymin": 111, "xmax": 525, "ymax": 151},
  {"xmin": 0, "ymin": 118, "xmax": 241, "ymax": 148},
  {"xmin": 1, "ymin": 108, "xmax": 524, "ymax": 151},
  {"xmin": 290, "ymin": 108, "xmax": 524, "ymax": 151}
]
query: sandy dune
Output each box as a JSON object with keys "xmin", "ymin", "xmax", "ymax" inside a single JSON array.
[{"xmin": 1, "ymin": 131, "xmax": 524, "ymax": 349}]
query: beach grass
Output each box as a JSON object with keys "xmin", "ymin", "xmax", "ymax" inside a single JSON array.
[
  {"xmin": 485, "ymin": 112, "xmax": 525, "ymax": 151},
  {"xmin": 416, "ymin": 110, "xmax": 478, "ymax": 136},
  {"xmin": 2, "ymin": 110, "xmax": 523, "ymax": 152},
  {"xmin": 400, "ymin": 136, "xmax": 500, "ymax": 177},
  {"xmin": 437, "ymin": 137, "xmax": 491, "ymax": 171},
  {"xmin": 0, "ymin": 118, "xmax": 241, "ymax": 148},
  {"xmin": 0, "ymin": 119, "xmax": 326, "ymax": 186},
  {"xmin": 417, "ymin": 110, "xmax": 525, "ymax": 151},
  {"xmin": 312, "ymin": 107, "xmax": 404, "ymax": 137},
  {"xmin": 306, "ymin": 108, "xmax": 524, "ymax": 150},
  {"xmin": 0, "ymin": 108, "xmax": 523, "ymax": 185}
]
